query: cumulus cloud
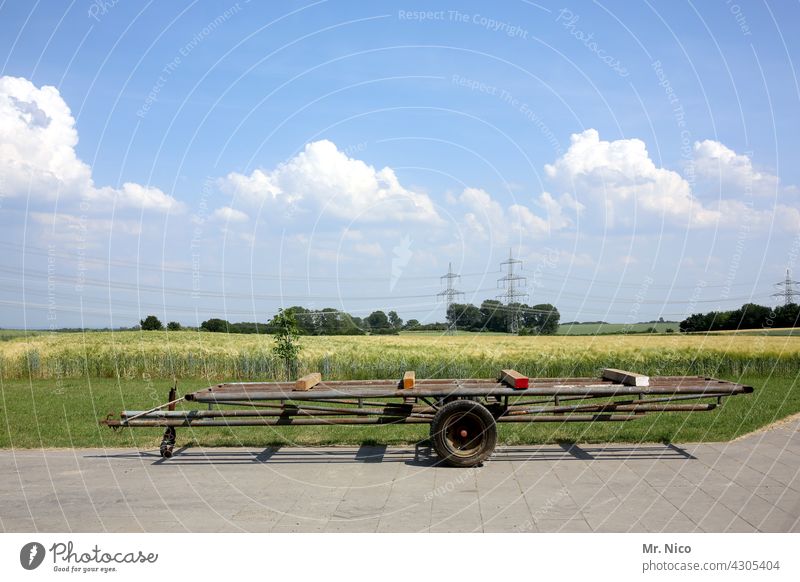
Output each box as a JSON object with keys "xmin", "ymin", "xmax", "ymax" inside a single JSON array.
[
  {"xmin": 459, "ymin": 187, "xmax": 574, "ymax": 242},
  {"xmin": 545, "ymin": 129, "xmax": 720, "ymax": 228},
  {"xmin": 218, "ymin": 140, "xmax": 441, "ymax": 223},
  {"xmin": 693, "ymin": 139, "xmax": 790, "ymax": 199},
  {"xmin": 541, "ymin": 128, "xmax": 800, "ymax": 232},
  {"xmin": 211, "ymin": 206, "xmax": 249, "ymax": 222},
  {"xmin": 0, "ymin": 75, "xmax": 182, "ymax": 212}
]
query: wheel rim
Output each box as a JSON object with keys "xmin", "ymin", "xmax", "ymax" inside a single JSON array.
[{"xmin": 442, "ymin": 411, "xmax": 488, "ymax": 458}]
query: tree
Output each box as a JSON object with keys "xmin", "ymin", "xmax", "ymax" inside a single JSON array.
[
  {"xmin": 731, "ymin": 303, "xmax": 771, "ymax": 330},
  {"xmin": 446, "ymin": 303, "xmax": 484, "ymax": 331},
  {"xmin": 480, "ymin": 300, "xmax": 506, "ymax": 332},
  {"xmin": 270, "ymin": 308, "xmax": 301, "ymax": 378},
  {"xmin": 404, "ymin": 319, "xmax": 420, "ymax": 330},
  {"xmin": 201, "ymin": 318, "xmax": 229, "ymax": 332},
  {"xmin": 775, "ymin": 303, "xmax": 799, "ymax": 327},
  {"xmin": 366, "ymin": 310, "xmax": 390, "ymax": 330},
  {"xmin": 680, "ymin": 302, "xmax": 800, "ymax": 333},
  {"xmin": 523, "ymin": 303, "xmax": 560, "ymax": 335},
  {"xmin": 166, "ymin": 321, "xmax": 181, "ymax": 331},
  {"xmin": 388, "ymin": 310, "xmax": 403, "ymax": 330},
  {"xmin": 140, "ymin": 315, "xmax": 163, "ymax": 331}
]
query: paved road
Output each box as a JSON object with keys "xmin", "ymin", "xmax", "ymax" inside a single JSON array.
[{"xmin": 1, "ymin": 417, "xmax": 798, "ymax": 532}]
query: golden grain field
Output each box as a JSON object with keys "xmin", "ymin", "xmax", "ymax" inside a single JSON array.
[{"xmin": 1, "ymin": 330, "xmax": 798, "ymax": 380}]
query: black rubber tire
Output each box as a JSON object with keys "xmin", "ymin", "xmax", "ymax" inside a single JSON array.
[
  {"xmin": 430, "ymin": 400, "xmax": 497, "ymax": 467},
  {"xmin": 160, "ymin": 426, "xmax": 176, "ymax": 458}
]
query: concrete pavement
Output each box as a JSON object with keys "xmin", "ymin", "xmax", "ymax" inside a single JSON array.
[{"xmin": 1, "ymin": 417, "xmax": 798, "ymax": 532}]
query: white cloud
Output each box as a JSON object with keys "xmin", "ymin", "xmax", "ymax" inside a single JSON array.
[
  {"xmin": 211, "ymin": 206, "xmax": 249, "ymax": 222},
  {"xmin": 459, "ymin": 187, "xmax": 573, "ymax": 243},
  {"xmin": 0, "ymin": 75, "xmax": 182, "ymax": 213},
  {"xmin": 542, "ymin": 130, "xmax": 800, "ymax": 233},
  {"xmin": 693, "ymin": 139, "xmax": 791, "ymax": 199},
  {"xmin": 218, "ymin": 139, "xmax": 441, "ymax": 223},
  {"xmin": 545, "ymin": 129, "xmax": 720, "ymax": 228}
]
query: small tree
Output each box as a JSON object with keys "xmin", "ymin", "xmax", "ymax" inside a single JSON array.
[
  {"xmin": 140, "ymin": 315, "xmax": 163, "ymax": 331},
  {"xmin": 366, "ymin": 310, "xmax": 390, "ymax": 330},
  {"xmin": 200, "ymin": 318, "xmax": 229, "ymax": 332},
  {"xmin": 271, "ymin": 308, "xmax": 301, "ymax": 379},
  {"xmin": 166, "ymin": 321, "xmax": 181, "ymax": 331},
  {"xmin": 388, "ymin": 310, "xmax": 403, "ymax": 330}
]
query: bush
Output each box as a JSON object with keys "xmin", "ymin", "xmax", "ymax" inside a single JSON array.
[{"xmin": 140, "ymin": 315, "xmax": 163, "ymax": 331}]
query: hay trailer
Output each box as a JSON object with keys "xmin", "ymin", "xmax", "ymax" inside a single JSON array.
[{"xmin": 102, "ymin": 369, "xmax": 753, "ymax": 467}]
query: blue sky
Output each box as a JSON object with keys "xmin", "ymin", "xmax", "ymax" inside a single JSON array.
[{"xmin": 1, "ymin": 0, "xmax": 799, "ymax": 328}]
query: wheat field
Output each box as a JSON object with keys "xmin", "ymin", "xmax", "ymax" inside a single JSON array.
[{"xmin": 2, "ymin": 330, "xmax": 798, "ymax": 381}]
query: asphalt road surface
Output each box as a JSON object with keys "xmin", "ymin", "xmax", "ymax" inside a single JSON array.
[{"xmin": 1, "ymin": 417, "xmax": 798, "ymax": 532}]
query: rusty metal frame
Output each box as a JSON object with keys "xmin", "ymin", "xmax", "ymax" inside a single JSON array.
[{"xmin": 103, "ymin": 374, "xmax": 752, "ymax": 430}]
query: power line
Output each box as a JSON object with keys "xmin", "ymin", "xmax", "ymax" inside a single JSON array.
[
  {"xmin": 0, "ymin": 242, "xmax": 499, "ymax": 283},
  {"xmin": 0, "ymin": 241, "xmax": 777, "ymax": 292},
  {"xmin": 497, "ymin": 249, "xmax": 528, "ymax": 333},
  {"xmin": 772, "ymin": 268, "xmax": 800, "ymax": 306},
  {"xmin": 0, "ymin": 265, "xmax": 499, "ymax": 302},
  {"xmin": 0, "ymin": 265, "xmax": 772, "ymax": 307},
  {"xmin": 437, "ymin": 262, "xmax": 464, "ymax": 334}
]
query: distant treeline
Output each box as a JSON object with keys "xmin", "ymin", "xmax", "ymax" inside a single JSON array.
[
  {"xmin": 184, "ymin": 301, "xmax": 559, "ymax": 335},
  {"xmin": 446, "ymin": 300, "xmax": 560, "ymax": 335},
  {"xmin": 202, "ymin": 307, "xmax": 410, "ymax": 336},
  {"xmin": 680, "ymin": 303, "xmax": 800, "ymax": 332}
]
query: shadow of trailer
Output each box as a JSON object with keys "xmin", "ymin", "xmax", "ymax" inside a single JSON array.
[{"xmin": 101, "ymin": 368, "xmax": 753, "ymax": 468}]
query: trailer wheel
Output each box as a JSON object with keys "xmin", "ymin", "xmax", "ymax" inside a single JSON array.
[
  {"xmin": 430, "ymin": 400, "xmax": 497, "ymax": 467},
  {"xmin": 159, "ymin": 426, "xmax": 176, "ymax": 458}
]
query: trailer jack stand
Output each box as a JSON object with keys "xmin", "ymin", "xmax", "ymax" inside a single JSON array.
[{"xmin": 160, "ymin": 427, "xmax": 176, "ymax": 458}]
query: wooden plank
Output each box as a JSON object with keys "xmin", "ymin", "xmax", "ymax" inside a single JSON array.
[
  {"xmin": 602, "ymin": 368, "xmax": 649, "ymax": 387},
  {"xmin": 294, "ymin": 372, "xmax": 322, "ymax": 391},
  {"xmin": 500, "ymin": 369, "xmax": 529, "ymax": 390},
  {"xmin": 402, "ymin": 371, "xmax": 416, "ymax": 390}
]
